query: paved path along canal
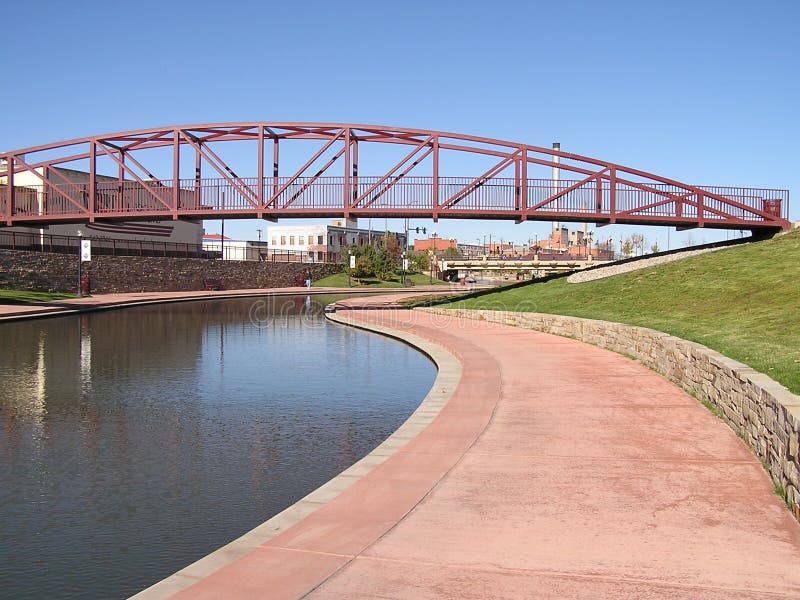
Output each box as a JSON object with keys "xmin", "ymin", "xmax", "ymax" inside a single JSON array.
[{"xmin": 165, "ymin": 300, "xmax": 800, "ymax": 599}]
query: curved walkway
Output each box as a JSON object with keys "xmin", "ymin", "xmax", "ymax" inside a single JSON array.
[{"xmin": 168, "ymin": 303, "xmax": 799, "ymax": 598}]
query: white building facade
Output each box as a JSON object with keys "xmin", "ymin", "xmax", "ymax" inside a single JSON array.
[
  {"xmin": 267, "ymin": 219, "xmax": 406, "ymax": 263},
  {"xmin": 202, "ymin": 234, "xmax": 269, "ymax": 261}
]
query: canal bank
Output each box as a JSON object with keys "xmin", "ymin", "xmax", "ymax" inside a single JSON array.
[
  {"xmin": 1, "ymin": 290, "xmax": 443, "ymax": 599},
  {"xmin": 0, "ymin": 286, "xmax": 453, "ymax": 322},
  {"xmin": 138, "ymin": 299, "xmax": 800, "ymax": 599}
]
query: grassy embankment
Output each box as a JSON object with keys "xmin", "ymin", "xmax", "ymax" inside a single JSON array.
[
  {"xmin": 443, "ymin": 229, "xmax": 800, "ymax": 394},
  {"xmin": 312, "ymin": 272, "xmax": 449, "ymax": 288},
  {"xmin": 0, "ymin": 290, "xmax": 75, "ymax": 304}
]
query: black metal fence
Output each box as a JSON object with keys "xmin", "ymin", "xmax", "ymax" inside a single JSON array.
[
  {"xmin": 0, "ymin": 231, "xmax": 214, "ymax": 259},
  {"xmin": 0, "ymin": 231, "xmax": 342, "ymax": 263}
]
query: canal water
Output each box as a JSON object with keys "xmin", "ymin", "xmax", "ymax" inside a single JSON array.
[{"xmin": 0, "ymin": 295, "xmax": 436, "ymax": 599}]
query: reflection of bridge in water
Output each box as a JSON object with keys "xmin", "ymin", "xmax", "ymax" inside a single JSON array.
[{"xmin": 0, "ymin": 123, "xmax": 791, "ymax": 232}]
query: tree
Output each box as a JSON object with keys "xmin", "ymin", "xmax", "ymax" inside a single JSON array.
[
  {"xmin": 342, "ymin": 240, "xmax": 400, "ymax": 281},
  {"xmin": 373, "ymin": 246, "xmax": 397, "ymax": 280},
  {"xmin": 352, "ymin": 255, "xmax": 373, "ymax": 279},
  {"xmin": 382, "ymin": 233, "xmax": 403, "ymax": 262},
  {"xmin": 443, "ymin": 246, "xmax": 462, "ymax": 259},
  {"xmin": 409, "ymin": 251, "xmax": 429, "ymax": 272},
  {"xmin": 630, "ymin": 233, "xmax": 646, "ymax": 256},
  {"xmin": 342, "ymin": 243, "xmax": 375, "ymax": 278},
  {"xmin": 650, "ymin": 242, "xmax": 660, "ymax": 254},
  {"xmin": 621, "ymin": 238, "xmax": 635, "ymax": 258}
]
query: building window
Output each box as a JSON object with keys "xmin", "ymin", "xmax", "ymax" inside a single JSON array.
[
  {"xmin": 318, "ymin": 235, "xmax": 323, "ymax": 245},
  {"xmin": 289, "ymin": 236, "xmax": 295, "ymax": 246},
  {"xmin": 280, "ymin": 236, "xmax": 286, "ymax": 245},
  {"xmin": 299, "ymin": 236, "xmax": 305, "ymax": 246},
  {"xmin": 271, "ymin": 237, "xmax": 276, "ymax": 246}
]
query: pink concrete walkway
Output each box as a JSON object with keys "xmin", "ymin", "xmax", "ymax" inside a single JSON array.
[{"xmin": 167, "ymin": 307, "xmax": 800, "ymax": 599}]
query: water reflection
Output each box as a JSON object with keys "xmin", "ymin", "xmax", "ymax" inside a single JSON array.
[{"xmin": 0, "ymin": 295, "xmax": 435, "ymax": 599}]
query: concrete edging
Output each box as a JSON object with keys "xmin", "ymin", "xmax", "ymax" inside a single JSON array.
[
  {"xmin": 131, "ymin": 308, "xmax": 461, "ymax": 599},
  {"xmin": 419, "ymin": 307, "xmax": 800, "ymax": 521}
]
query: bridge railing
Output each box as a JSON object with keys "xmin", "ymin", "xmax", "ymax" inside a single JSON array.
[{"xmin": 2, "ymin": 176, "xmax": 789, "ymax": 223}]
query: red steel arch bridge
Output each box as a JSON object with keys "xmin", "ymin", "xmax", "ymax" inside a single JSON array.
[{"xmin": 0, "ymin": 122, "xmax": 790, "ymax": 232}]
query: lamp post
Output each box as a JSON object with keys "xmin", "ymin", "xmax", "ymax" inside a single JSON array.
[
  {"xmin": 403, "ymin": 219, "xmax": 409, "ymax": 287},
  {"xmin": 77, "ymin": 230, "xmax": 83, "ymax": 297},
  {"xmin": 429, "ymin": 231, "xmax": 439, "ymax": 284},
  {"xmin": 347, "ymin": 249, "xmax": 352, "ymax": 288}
]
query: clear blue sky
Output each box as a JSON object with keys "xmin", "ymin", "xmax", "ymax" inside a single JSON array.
[{"xmin": 2, "ymin": 0, "xmax": 797, "ymax": 250}]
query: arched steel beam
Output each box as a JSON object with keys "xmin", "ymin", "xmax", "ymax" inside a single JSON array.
[{"xmin": 0, "ymin": 122, "xmax": 790, "ymax": 231}]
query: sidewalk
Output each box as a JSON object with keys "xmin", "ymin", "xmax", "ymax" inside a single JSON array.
[{"xmin": 156, "ymin": 306, "xmax": 800, "ymax": 599}]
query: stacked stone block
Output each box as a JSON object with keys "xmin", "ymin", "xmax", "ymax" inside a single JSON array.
[{"xmin": 0, "ymin": 249, "xmax": 340, "ymax": 293}]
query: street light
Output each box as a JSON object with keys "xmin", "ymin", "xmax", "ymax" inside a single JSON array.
[
  {"xmin": 429, "ymin": 230, "xmax": 439, "ymax": 284},
  {"xmin": 403, "ymin": 221, "xmax": 426, "ymax": 286},
  {"xmin": 347, "ymin": 249, "xmax": 352, "ymax": 288},
  {"xmin": 77, "ymin": 230, "xmax": 83, "ymax": 297}
]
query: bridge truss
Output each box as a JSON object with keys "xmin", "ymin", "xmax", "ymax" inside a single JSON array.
[{"xmin": 0, "ymin": 122, "xmax": 790, "ymax": 231}]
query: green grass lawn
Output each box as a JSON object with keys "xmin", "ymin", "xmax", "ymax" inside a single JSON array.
[
  {"xmin": 444, "ymin": 229, "xmax": 800, "ymax": 394},
  {"xmin": 312, "ymin": 271, "xmax": 449, "ymax": 288},
  {"xmin": 0, "ymin": 290, "xmax": 76, "ymax": 304}
]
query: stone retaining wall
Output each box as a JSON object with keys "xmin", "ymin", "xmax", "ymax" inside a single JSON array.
[
  {"xmin": 420, "ymin": 307, "xmax": 800, "ymax": 521},
  {"xmin": 0, "ymin": 249, "xmax": 341, "ymax": 293}
]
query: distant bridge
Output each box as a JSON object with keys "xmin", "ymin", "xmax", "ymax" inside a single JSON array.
[
  {"xmin": 0, "ymin": 122, "xmax": 790, "ymax": 232},
  {"xmin": 444, "ymin": 257, "xmax": 611, "ymax": 278}
]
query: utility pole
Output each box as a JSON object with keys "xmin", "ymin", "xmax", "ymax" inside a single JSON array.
[
  {"xmin": 552, "ymin": 142, "xmax": 560, "ymax": 234},
  {"xmin": 221, "ymin": 191, "xmax": 225, "ymax": 260}
]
